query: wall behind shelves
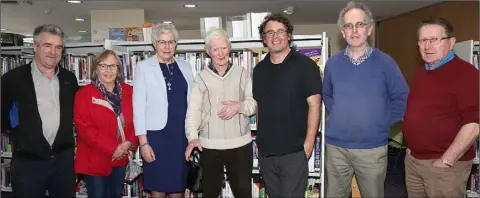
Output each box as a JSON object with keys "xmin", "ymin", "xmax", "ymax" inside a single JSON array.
[
  {"xmin": 177, "ymin": 24, "xmax": 375, "ymax": 55},
  {"xmin": 59, "ymin": 23, "xmax": 372, "ymax": 55},
  {"xmin": 376, "ymin": 1, "xmax": 479, "ymax": 86}
]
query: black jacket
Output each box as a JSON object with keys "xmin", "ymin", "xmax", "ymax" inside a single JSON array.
[{"xmin": 1, "ymin": 63, "xmax": 79, "ymax": 159}]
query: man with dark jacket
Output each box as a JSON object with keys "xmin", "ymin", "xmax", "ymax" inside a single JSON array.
[{"xmin": 1, "ymin": 24, "xmax": 79, "ymax": 198}]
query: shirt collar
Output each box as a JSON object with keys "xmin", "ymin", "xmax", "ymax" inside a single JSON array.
[
  {"xmin": 424, "ymin": 50, "xmax": 455, "ymax": 71},
  {"xmin": 264, "ymin": 47, "xmax": 296, "ymax": 65},
  {"xmin": 208, "ymin": 62, "xmax": 232, "ymax": 76},
  {"xmin": 344, "ymin": 44, "xmax": 373, "ymax": 65},
  {"xmin": 31, "ymin": 60, "xmax": 60, "ymax": 77}
]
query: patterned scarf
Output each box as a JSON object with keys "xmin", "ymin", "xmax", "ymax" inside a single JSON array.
[{"xmin": 94, "ymin": 78, "xmax": 122, "ymax": 116}]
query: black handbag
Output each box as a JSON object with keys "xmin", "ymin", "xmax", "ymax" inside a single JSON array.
[{"xmin": 186, "ymin": 150, "xmax": 202, "ymax": 193}]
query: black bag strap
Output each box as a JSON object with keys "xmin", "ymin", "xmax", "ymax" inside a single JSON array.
[{"xmin": 191, "ymin": 150, "xmax": 201, "ymax": 163}]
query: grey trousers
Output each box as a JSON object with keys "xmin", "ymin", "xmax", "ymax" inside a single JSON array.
[
  {"xmin": 325, "ymin": 143, "xmax": 388, "ymax": 198},
  {"xmin": 258, "ymin": 150, "xmax": 309, "ymax": 198}
]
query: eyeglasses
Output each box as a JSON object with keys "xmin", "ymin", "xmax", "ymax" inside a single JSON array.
[
  {"xmin": 157, "ymin": 40, "xmax": 177, "ymax": 46},
  {"xmin": 343, "ymin": 22, "xmax": 368, "ymax": 30},
  {"xmin": 417, "ymin": 37, "xmax": 451, "ymax": 45},
  {"xmin": 98, "ymin": 64, "xmax": 118, "ymax": 71},
  {"xmin": 263, "ymin": 29, "xmax": 287, "ymax": 38}
]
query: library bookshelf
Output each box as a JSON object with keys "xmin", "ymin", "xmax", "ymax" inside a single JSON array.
[
  {"xmin": 0, "ymin": 32, "xmax": 330, "ymax": 198},
  {"xmin": 454, "ymin": 40, "xmax": 480, "ymax": 198}
]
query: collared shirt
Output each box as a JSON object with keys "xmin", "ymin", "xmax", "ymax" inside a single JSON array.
[
  {"xmin": 208, "ymin": 62, "xmax": 232, "ymax": 77},
  {"xmin": 425, "ymin": 50, "xmax": 455, "ymax": 71},
  {"xmin": 31, "ymin": 61, "xmax": 60, "ymax": 146},
  {"xmin": 344, "ymin": 44, "xmax": 373, "ymax": 65}
]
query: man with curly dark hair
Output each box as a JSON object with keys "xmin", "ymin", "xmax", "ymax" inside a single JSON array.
[{"xmin": 252, "ymin": 13, "xmax": 322, "ymax": 197}]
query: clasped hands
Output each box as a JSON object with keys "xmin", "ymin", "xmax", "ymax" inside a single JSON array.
[
  {"xmin": 183, "ymin": 101, "xmax": 240, "ymax": 161},
  {"xmin": 112, "ymin": 141, "xmax": 132, "ymax": 161},
  {"xmin": 218, "ymin": 100, "xmax": 241, "ymax": 120}
]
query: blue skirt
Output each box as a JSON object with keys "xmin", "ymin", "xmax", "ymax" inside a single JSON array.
[{"xmin": 142, "ymin": 121, "xmax": 188, "ymax": 193}]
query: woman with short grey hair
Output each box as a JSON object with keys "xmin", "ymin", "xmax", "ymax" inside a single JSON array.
[
  {"xmin": 185, "ymin": 27, "xmax": 257, "ymax": 198},
  {"xmin": 133, "ymin": 22, "xmax": 194, "ymax": 198},
  {"xmin": 151, "ymin": 23, "xmax": 180, "ymax": 43}
]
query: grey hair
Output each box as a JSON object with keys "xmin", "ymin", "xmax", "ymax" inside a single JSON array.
[
  {"xmin": 204, "ymin": 28, "xmax": 231, "ymax": 50},
  {"xmin": 33, "ymin": 24, "xmax": 65, "ymax": 45},
  {"xmin": 152, "ymin": 23, "xmax": 180, "ymax": 43},
  {"xmin": 337, "ymin": 1, "xmax": 374, "ymax": 28}
]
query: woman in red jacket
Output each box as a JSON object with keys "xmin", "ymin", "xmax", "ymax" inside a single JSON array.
[{"xmin": 74, "ymin": 49, "xmax": 138, "ymax": 198}]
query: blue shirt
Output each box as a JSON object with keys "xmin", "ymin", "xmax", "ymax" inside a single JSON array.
[
  {"xmin": 322, "ymin": 48, "xmax": 410, "ymax": 149},
  {"xmin": 425, "ymin": 50, "xmax": 455, "ymax": 70}
]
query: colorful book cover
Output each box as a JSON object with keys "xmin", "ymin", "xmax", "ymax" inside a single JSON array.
[
  {"xmin": 297, "ymin": 48, "xmax": 322, "ymax": 67},
  {"xmin": 298, "ymin": 48, "xmax": 324, "ymax": 78},
  {"xmin": 126, "ymin": 27, "xmax": 144, "ymax": 41},
  {"xmin": 109, "ymin": 28, "xmax": 126, "ymax": 41}
]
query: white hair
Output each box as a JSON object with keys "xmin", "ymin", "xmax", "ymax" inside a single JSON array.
[
  {"xmin": 337, "ymin": 1, "xmax": 374, "ymax": 28},
  {"xmin": 204, "ymin": 28, "xmax": 231, "ymax": 50},
  {"xmin": 151, "ymin": 23, "xmax": 180, "ymax": 43}
]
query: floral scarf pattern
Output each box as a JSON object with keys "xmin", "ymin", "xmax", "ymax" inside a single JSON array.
[{"xmin": 93, "ymin": 78, "xmax": 122, "ymax": 116}]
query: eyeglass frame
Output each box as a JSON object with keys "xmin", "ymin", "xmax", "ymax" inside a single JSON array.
[
  {"xmin": 262, "ymin": 29, "xmax": 288, "ymax": 38},
  {"xmin": 97, "ymin": 63, "xmax": 119, "ymax": 71},
  {"xmin": 156, "ymin": 40, "xmax": 177, "ymax": 46},
  {"xmin": 343, "ymin": 22, "xmax": 369, "ymax": 31},
  {"xmin": 417, "ymin": 36, "xmax": 451, "ymax": 46}
]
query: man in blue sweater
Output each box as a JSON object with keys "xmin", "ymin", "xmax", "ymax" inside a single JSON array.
[{"xmin": 322, "ymin": 1, "xmax": 409, "ymax": 197}]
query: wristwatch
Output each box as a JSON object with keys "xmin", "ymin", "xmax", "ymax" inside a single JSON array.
[{"xmin": 441, "ymin": 158, "xmax": 453, "ymax": 168}]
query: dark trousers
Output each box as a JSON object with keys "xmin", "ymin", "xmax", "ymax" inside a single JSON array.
[
  {"xmin": 11, "ymin": 149, "xmax": 76, "ymax": 198},
  {"xmin": 200, "ymin": 142, "xmax": 253, "ymax": 198},
  {"xmin": 84, "ymin": 166, "xmax": 126, "ymax": 198},
  {"xmin": 258, "ymin": 150, "xmax": 309, "ymax": 198}
]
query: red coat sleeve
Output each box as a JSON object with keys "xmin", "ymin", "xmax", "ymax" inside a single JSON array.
[
  {"xmin": 125, "ymin": 121, "xmax": 138, "ymax": 151},
  {"xmin": 456, "ymin": 64, "xmax": 479, "ymax": 125},
  {"xmin": 74, "ymin": 88, "xmax": 118, "ymax": 158},
  {"xmin": 122, "ymin": 84, "xmax": 138, "ymax": 151}
]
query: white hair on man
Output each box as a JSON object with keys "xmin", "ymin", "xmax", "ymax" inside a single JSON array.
[{"xmin": 204, "ymin": 27, "xmax": 231, "ymax": 50}]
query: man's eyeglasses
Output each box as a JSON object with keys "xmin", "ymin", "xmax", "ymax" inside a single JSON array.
[
  {"xmin": 417, "ymin": 37, "xmax": 451, "ymax": 45},
  {"xmin": 98, "ymin": 64, "xmax": 118, "ymax": 71},
  {"xmin": 343, "ymin": 22, "xmax": 368, "ymax": 30},
  {"xmin": 263, "ymin": 29, "xmax": 287, "ymax": 38}
]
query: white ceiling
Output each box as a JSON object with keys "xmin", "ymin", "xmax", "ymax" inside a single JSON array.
[{"xmin": 1, "ymin": 0, "xmax": 442, "ymax": 38}]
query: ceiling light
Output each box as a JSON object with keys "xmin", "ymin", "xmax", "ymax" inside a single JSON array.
[
  {"xmin": 184, "ymin": 4, "xmax": 197, "ymax": 8},
  {"xmin": 75, "ymin": 18, "xmax": 85, "ymax": 22},
  {"xmin": 66, "ymin": 0, "xmax": 82, "ymax": 3},
  {"xmin": 283, "ymin": 6, "xmax": 294, "ymax": 15},
  {"xmin": 23, "ymin": 37, "xmax": 33, "ymax": 43},
  {"xmin": 79, "ymin": 30, "xmax": 87, "ymax": 33},
  {"xmin": 163, "ymin": 21, "xmax": 172, "ymax": 24}
]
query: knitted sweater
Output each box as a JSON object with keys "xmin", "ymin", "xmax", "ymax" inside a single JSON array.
[{"xmin": 185, "ymin": 64, "xmax": 257, "ymax": 150}]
